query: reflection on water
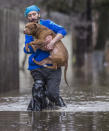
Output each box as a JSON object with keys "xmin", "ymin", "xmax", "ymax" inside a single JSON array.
[{"xmin": 0, "ymin": 111, "xmax": 109, "ymax": 131}]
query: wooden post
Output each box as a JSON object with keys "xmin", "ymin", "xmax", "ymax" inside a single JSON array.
[{"xmin": 0, "ymin": 8, "xmax": 19, "ymax": 92}]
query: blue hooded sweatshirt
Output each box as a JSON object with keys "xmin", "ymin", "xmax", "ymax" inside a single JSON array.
[{"xmin": 24, "ymin": 19, "xmax": 67, "ymax": 70}]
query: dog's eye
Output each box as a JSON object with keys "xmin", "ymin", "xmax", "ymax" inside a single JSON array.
[{"xmin": 29, "ymin": 27, "xmax": 32, "ymax": 30}]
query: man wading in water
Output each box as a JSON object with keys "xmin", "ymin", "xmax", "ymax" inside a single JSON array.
[{"xmin": 24, "ymin": 5, "xmax": 67, "ymax": 111}]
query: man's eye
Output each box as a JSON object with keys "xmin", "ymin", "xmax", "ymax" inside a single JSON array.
[
  {"xmin": 28, "ymin": 13, "xmax": 36, "ymax": 17},
  {"xmin": 28, "ymin": 14, "xmax": 32, "ymax": 17}
]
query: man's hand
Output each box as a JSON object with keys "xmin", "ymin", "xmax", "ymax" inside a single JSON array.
[
  {"xmin": 44, "ymin": 35, "xmax": 54, "ymax": 50},
  {"xmin": 45, "ymin": 40, "xmax": 55, "ymax": 50},
  {"xmin": 44, "ymin": 34, "xmax": 63, "ymax": 50}
]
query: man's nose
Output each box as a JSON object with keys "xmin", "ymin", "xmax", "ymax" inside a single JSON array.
[{"xmin": 31, "ymin": 15, "xmax": 35, "ymax": 19}]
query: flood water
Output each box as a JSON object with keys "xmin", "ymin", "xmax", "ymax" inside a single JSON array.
[
  {"xmin": 1, "ymin": 65, "xmax": 109, "ymax": 131},
  {"xmin": 1, "ymin": 34, "xmax": 109, "ymax": 130}
]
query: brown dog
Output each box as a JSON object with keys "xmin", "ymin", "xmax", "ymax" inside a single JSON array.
[{"xmin": 24, "ymin": 22, "xmax": 69, "ymax": 86}]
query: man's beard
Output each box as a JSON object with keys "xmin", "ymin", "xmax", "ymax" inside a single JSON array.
[
  {"xmin": 30, "ymin": 17, "xmax": 40, "ymax": 23},
  {"xmin": 30, "ymin": 19, "xmax": 38, "ymax": 23}
]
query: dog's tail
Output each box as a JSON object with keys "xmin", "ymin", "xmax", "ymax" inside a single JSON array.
[{"xmin": 64, "ymin": 61, "xmax": 70, "ymax": 88}]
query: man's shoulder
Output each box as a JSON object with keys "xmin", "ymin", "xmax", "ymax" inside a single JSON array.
[
  {"xmin": 40, "ymin": 19, "xmax": 62, "ymax": 28},
  {"xmin": 40, "ymin": 19, "xmax": 52, "ymax": 24}
]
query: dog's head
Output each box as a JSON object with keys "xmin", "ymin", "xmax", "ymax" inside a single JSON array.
[{"xmin": 24, "ymin": 22, "xmax": 38, "ymax": 35}]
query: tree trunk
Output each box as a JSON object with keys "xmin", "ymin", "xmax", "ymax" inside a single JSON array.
[{"xmin": 0, "ymin": 9, "xmax": 19, "ymax": 92}]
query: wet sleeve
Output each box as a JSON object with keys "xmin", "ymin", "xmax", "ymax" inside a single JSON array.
[
  {"xmin": 23, "ymin": 34, "xmax": 35, "ymax": 54},
  {"xmin": 47, "ymin": 20, "xmax": 67, "ymax": 37}
]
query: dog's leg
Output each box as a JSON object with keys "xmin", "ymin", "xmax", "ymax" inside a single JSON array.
[
  {"xmin": 44, "ymin": 63, "xmax": 58, "ymax": 70},
  {"xmin": 26, "ymin": 43, "xmax": 30, "ymax": 52},
  {"xmin": 30, "ymin": 39, "xmax": 45, "ymax": 45},
  {"xmin": 33, "ymin": 58, "xmax": 58, "ymax": 69},
  {"xmin": 26, "ymin": 43, "xmax": 38, "ymax": 52},
  {"xmin": 26, "ymin": 40, "xmax": 46, "ymax": 52},
  {"xmin": 33, "ymin": 58, "xmax": 52, "ymax": 65}
]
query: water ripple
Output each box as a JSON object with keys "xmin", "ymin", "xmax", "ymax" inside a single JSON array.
[{"xmin": 0, "ymin": 96, "xmax": 109, "ymax": 112}]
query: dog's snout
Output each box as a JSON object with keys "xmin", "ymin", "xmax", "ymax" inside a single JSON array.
[{"xmin": 24, "ymin": 29, "xmax": 26, "ymax": 34}]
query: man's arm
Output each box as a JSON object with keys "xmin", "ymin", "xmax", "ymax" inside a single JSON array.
[
  {"xmin": 45, "ymin": 34, "xmax": 64, "ymax": 50},
  {"xmin": 44, "ymin": 20, "xmax": 67, "ymax": 50}
]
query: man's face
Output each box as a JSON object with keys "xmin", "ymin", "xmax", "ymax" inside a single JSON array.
[{"xmin": 27, "ymin": 11, "xmax": 40, "ymax": 22}]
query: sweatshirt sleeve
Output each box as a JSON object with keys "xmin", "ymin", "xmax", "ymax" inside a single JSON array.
[
  {"xmin": 24, "ymin": 34, "xmax": 35, "ymax": 54},
  {"xmin": 47, "ymin": 20, "xmax": 67, "ymax": 37}
]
